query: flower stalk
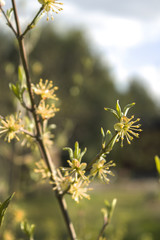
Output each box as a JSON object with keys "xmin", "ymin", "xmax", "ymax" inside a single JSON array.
[{"xmin": 9, "ymin": 1, "xmax": 77, "ymax": 239}]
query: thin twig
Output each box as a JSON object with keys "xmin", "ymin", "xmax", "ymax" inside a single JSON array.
[
  {"xmin": 21, "ymin": 6, "xmax": 44, "ymax": 39},
  {"xmin": 10, "ymin": 1, "xmax": 77, "ymax": 239},
  {"xmin": 0, "ymin": 6, "xmax": 17, "ymax": 36},
  {"xmin": 21, "ymin": 129, "xmax": 36, "ymax": 138},
  {"xmin": 87, "ymin": 133, "xmax": 118, "ymax": 171},
  {"xmin": 97, "ymin": 218, "xmax": 108, "ymax": 240}
]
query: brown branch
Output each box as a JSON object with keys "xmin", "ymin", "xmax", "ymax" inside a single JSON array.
[
  {"xmin": 97, "ymin": 218, "xmax": 108, "ymax": 240},
  {"xmin": 11, "ymin": 1, "xmax": 77, "ymax": 239}
]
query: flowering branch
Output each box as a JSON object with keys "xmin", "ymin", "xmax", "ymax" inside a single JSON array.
[
  {"xmin": 8, "ymin": 1, "xmax": 77, "ymax": 239},
  {"xmin": 0, "ymin": 0, "xmax": 142, "ymax": 239}
]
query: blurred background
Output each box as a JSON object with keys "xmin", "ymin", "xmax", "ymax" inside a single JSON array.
[{"xmin": 0, "ymin": 1, "xmax": 160, "ymax": 240}]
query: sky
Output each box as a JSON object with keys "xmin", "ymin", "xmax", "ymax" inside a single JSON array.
[
  {"xmin": 2, "ymin": 0, "xmax": 160, "ymax": 102},
  {"xmin": 61, "ymin": 0, "xmax": 160, "ymax": 102}
]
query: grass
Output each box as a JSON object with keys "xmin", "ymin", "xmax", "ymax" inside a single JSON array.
[{"xmin": 3, "ymin": 178, "xmax": 160, "ymax": 240}]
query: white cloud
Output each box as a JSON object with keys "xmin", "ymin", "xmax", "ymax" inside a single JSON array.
[
  {"xmin": 137, "ymin": 65, "xmax": 160, "ymax": 98},
  {"xmin": 67, "ymin": 0, "xmax": 160, "ymax": 21},
  {"xmin": 88, "ymin": 14, "xmax": 143, "ymax": 48},
  {"xmin": 62, "ymin": 3, "xmax": 160, "ymax": 51}
]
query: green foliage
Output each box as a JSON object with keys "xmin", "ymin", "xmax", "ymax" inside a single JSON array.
[
  {"xmin": 6, "ymin": 8, "xmax": 13, "ymax": 20},
  {"xmin": 104, "ymin": 100, "xmax": 136, "ymax": 120},
  {"xmin": 9, "ymin": 82, "xmax": 26, "ymax": 103},
  {"xmin": 21, "ymin": 220, "xmax": 35, "ymax": 240},
  {"xmin": 101, "ymin": 128, "xmax": 112, "ymax": 150},
  {"xmin": 102, "ymin": 198, "xmax": 117, "ymax": 224},
  {"xmin": 9, "ymin": 65, "xmax": 26, "ymax": 104},
  {"xmin": 5, "ymin": 181, "xmax": 159, "ymax": 240},
  {"xmin": 155, "ymin": 155, "xmax": 160, "ymax": 176},
  {"xmin": 63, "ymin": 141, "xmax": 87, "ymax": 162},
  {"xmin": 0, "ymin": 192, "xmax": 14, "ymax": 227}
]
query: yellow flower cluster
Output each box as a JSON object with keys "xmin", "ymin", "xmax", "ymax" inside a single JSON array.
[
  {"xmin": 36, "ymin": 100, "xmax": 59, "ymax": 120},
  {"xmin": 32, "ymin": 79, "xmax": 59, "ymax": 119},
  {"xmin": 59, "ymin": 142, "xmax": 115, "ymax": 202},
  {"xmin": 61, "ymin": 159, "xmax": 87, "ymax": 181},
  {"xmin": 32, "ymin": 78, "xmax": 58, "ymax": 100},
  {"xmin": 114, "ymin": 115, "xmax": 142, "ymax": 147},
  {"xmin": 69, "ymin": 179, "xmax": 92, "ymax": 203},
  {"xmin": 90, "ymin": 158, "xmax": 115, "ymax": 183},
  {"xmin": 105, "ymin": 100, "xmax": 142, "ymax": 148},
  {"xmin": 34, "ymin": 159, "xmax": 51, "ymax": 179},
  {"xmin": 0, "ymin": 114, "xmax": 23, "ymax": 142},
  {"xmin": 41, "ymin": 130, "xmax": 54, "ymax": 146},
  {"xmin": 52, "ymin": 169, "xmax": 73, "ymax": 193},
  {"xmin": 32, "ymin": 78, "xmax": 59, "ymax": 146},
  {"xmin": 33, "ymin": 100, "xmax": 142, "ymax": 204}
]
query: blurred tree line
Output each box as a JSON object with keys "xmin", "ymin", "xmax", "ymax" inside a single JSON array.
[{"xmin": 0, "ymin": 24, "xmax": 160, "ymax": 194}]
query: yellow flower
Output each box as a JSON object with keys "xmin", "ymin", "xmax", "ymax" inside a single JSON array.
[
  {"xmin": 61, "ymin": 159, "xmax": 87, "ymax": 180},
  {"xmin": 69, "ymin": 179, "xmax": 92, "ymax": 203},
  {"xmin": 36, "ymin": 100, "xmax": 59, "ymax": 119},
  {"xmin": 3, "ymin": 231, "xmax": 15, "ymax": 240},
  {"xmin": 32, "ymin": 79, "xmax": 58, "ymax": 100},
  {"xmin": 105, "ymin": 100, "xmax": 142, "ymax": 147},
  {"xmin": 42, "ymin": 130, "xmax": 54, "ymax": 146},
  {"xmin": 34, "ymin": 159, "xmax": 51, "ymax": 179},
  {"xmin": 0, "ymin": 114, "xmax": 23, "ymax": 142},
  {"xmin": 90, "ymin": 158, "xmax": 115, "ymax": 183},
  {"xmin": 52, "ymin": 169, "xmax": 73, "ymax": 193},
  {"xmin": 14, "ymin": 209, "xmax": 26, "ymax": 223},
  {"xmin": 38, "ymin": 0, "xmax": 63, "ymax": 20},
  {"xmin": 114, "ymin": 115, "xmax": 142, "ymax": 147}
]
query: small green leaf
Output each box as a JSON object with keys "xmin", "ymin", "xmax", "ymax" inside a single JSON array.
[
  {"xmin": 101, "ymin": 127, "xmax": 105, "ymax": 138},
  {"xmin": 64, "ymin": 142, "xmax": 86, "ymax": 163},
  {"xmin": 101, "ymin": 207, "xmax": 108, "ymax": 219},
  {"xmin": 104, "ymin": 107, "xmax": 119, "ymax": 120},
  {"xmin": 63, "ymin": 147, "xmax": 73, "ymax": 160},
  {"xmin": 106, "ymin": 130, "xmax": 111, "ymax": 136},
  {"xmin": 155, "ymin": 155, "xmax": 160, "ymax": 175},
  {"xmin": 104, "ymin": 134, "xmax": 118, "ymax": 154},
  {"xmin": 21, "ymin": 220, "xmax": 35, "ymax": 238},
  {"xmin": 6, "ymin": 8, "xmax": 13, "ymax": 20},
  {"xmin": 110, "ymin": 198, "xmax": 117, "ymax": 219},
  {"xmin": 9, "ymin": 83, "xmax": 20, "ymax": 99},
  {"xmin": 103, "ymin": 198, "xmax": 117, "ymax": 222},
  {"xmin": 0, "ymin": 193, "xmax": 15, "ymax": 227},
  {"xmin": 74, "ymin": 141, "xmax": 80, "ymax": 159},
  {"xmin": 101, "ymin": 127, "xmax": 106, "ymax": 149},
  {"xmin": 123, "ymin": 102, "xmax": 135, "ymax": 116},
  {"xmin": 18, "ymin": 65, "xmax": 25, "ymax": 83},
  {"xmin": 79, "ymin": 147, "xmax": 87, "ymax": 162},
  {"xmin": 116, "ymin": 100, "xmax": 122, "ymax": 118}
]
